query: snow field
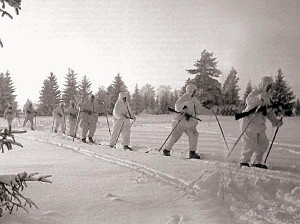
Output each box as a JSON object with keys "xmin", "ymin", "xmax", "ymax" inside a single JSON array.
[{"xmin": 1, "ymin": 114, "xmax": 300, "ymax": 223}]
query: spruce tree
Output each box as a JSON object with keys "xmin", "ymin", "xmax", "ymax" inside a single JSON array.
[
  {"xmin": 78, "ymin": 75, "xmax": 92, "ymax": 101},
  {"xmin": 38, "ymin": 73, "xmax": 61, "ymax": 115},
  {"xmin": 222, "ymin": 67, "xmax": 240, "ymax": 106},
  {"xmin": 49, "ymin": 72, "xmax": 61, "ymax": 106},
  {"xmin": 0, "ymin": 71, "xmax": 17, "ymax": 115},
  {"xmin": 62, "ymin": 68, "xmax": 78, "ymax": 106},
  {"xmin": 272, "ymin": 68, "xmax": 295, "ymax": 116},
  {"xmin": 108, "ymin": 73, "xmax": 127, "ymax": 111},
  {"xmin": 132, "ymin": 84, "xmax": 143, "ymax": 115},
  {"xmin": 186, "ymin": 50, "xmax": 222, "ymax": 108}
]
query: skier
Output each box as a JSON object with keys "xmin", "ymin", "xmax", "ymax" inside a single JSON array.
[
  {"xmin": 65, "ymin": 100, "xmax": 79, "ymax": 137},
  {"xmin": 109, "ymin": 89, "xmax": 136, "ymax": 150},
  {"xmin": 23, "ymin": 101, "xmax": 37, "ymax": 130},
  {"xmin": 52, "ymin": 103, "xmax": 66, "ymax": 134},
  {"xmin": 3, "ymin": 104, "xmax": 17, "ymax": 133},
  {"xmin": 162, "ymin": 84, "xmax": 216, "ymax": 159},
  {"xmin": 79, "ymin": 94, "xmax": 102, "ymax": 143},
  {"xmin": 239, "ymin": 76, "xmax": 283, "ymax": 169}
]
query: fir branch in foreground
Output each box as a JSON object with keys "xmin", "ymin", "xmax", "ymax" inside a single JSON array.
[{"xmin": 0, "ymin": 172, "xmax": 52, "ymax": 216}]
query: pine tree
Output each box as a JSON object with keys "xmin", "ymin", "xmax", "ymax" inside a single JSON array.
[
  {"xmin": 78, "ymin": 75, "xmax": 92, "ymax": 101},
  {"xmin": 243, "ymin": 80, "xmax": 253, "ymax": 104},
  {"xmin": 0, "ymin": 71, "xmax": 17, "ymax": 115},
  {"xmin": 186, "ymin": 50, "xmax": 222, "ymax": 108},
  {"xmin": 131, "ymin": 84, "xmax": 143, "ymax": 115},
  {"xmin": 62, "ymin": 68, "xmax": 78, "ymax": 106},
  {"xmin": 108, "ymin": 73, "xmax": 127, "ymax": 111},
  {"xmin": 38, "ymin": 73, "xmax": 61, "ymax": 115},
  {"xmin": 272, "ymin": 68, "xmax": 295, "ymax": 116},
  {"xmin": 294, "ymin": 98, "xmax": 300, "ymax": 116}
]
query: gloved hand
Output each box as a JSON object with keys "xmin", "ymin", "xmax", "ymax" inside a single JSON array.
[
  {"xmin": 211, "ymin": 105, "xmax": 218, "ymax": 113},
  {"xmin": 274, "ymin": 119, "xmax": 283, "ymax": 128}
]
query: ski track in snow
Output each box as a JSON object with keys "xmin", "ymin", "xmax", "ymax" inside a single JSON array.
[{"xmin": 19, "ymin": 130, "xmax": 300, "ymax": 224}]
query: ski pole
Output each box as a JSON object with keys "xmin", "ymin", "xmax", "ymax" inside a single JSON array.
[
  {"xmin": 227, "ymin": 105, "xmax": 261, "ymax": 158},
  {"xmin": 130, "ymin": 120, "xmax": 134, "ymax": 128},
  {"xmin": 113, "ymin": 120, "xmax": 124, "ymax": 147},
  {"xmin": 73, "ymin": 109, "xmax": 81, "ymax": 141},
  {"xmin": 105, "ymin": 111, "xmax": 111, "ymax": 136},
  {"xmin": 264, "ymin": 117, "xmax": 283, "ymax": 164},
  {"xmin": 63, "ymin": 115, "xmax": 66, "ymax": 133},
  {"xmin": 213, "ymin": 111, "xmax": 229, "ymax": 151},
  {"xmin": 158, "ymin": 113, "xmax": 185, "ymax": 152},
  {"xmin": 51, "ymin": 117, "xmax": 55, "ymax": 131},
  {"xmin": 17, "ymin": 116, "xmax": 21, "ymax": 126}
]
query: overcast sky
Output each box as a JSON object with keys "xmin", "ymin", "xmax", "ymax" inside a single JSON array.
[{"xmin": 1, "ymin": 0, "xmax": 300, "ymax": 107}]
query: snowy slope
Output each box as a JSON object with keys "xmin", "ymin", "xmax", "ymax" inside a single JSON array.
[{"xmin": 0, "ymin": 115, "xmax": 299, "ymax": 223}]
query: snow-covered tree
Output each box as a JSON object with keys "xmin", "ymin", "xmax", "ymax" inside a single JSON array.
[
  {"xmin": 78, "ymin": 75, "xmax": 92, "ymax": 101},
  {"xmin": 38, "ymin": 73, "xmax": 61, "ymax": 115},
  {"xmin": 186, "ymin": 50, "xmax": 222, "ymax": 108},
  {"xmin": 131, "ymin": 84, "xmax": 143, "ymax": 115},
  {"xmin": 140, "ymin": 84, "xmax": 156, "ymax": 113},
  {"xmin": 0, "ymin": 71, "xmax": 17, "ymax": 115},
  {"xmin": 0, "ymin": 0, "xmax": 22, "ymax": 47},
  {"xmin": 272, "ymin": 68, "xmax": 295, "ymax": 116},
  {"xmin": 62, "ymin": 68, "xmax": 78, "ymax": 106}
]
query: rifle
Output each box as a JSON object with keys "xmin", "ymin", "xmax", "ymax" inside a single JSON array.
[
  {"xmin": 167, "ymin": 107, "xmax": 202, "ymax": 122},
  {"xmin": 235, "ymin": 101, "xmax": 284, "ymax": 120}
]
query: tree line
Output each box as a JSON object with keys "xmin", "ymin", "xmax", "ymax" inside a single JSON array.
[{"xmin": 1, "ymin": 50, "xmax": 299, "ymax": 117}]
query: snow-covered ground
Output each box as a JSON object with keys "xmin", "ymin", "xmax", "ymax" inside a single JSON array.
[{"xmin": 0, "ymin": 114, "xmax": 299, "ymax": 224}]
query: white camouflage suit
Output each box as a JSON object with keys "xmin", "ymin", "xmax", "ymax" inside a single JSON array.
[
  {"xmin": 4, "ymin": 105, "xmax": 16, "ymax": 131},
  {"xmin": 165, "ymin": 84, "xmax": 210, "ymax": 152},
  {"xmin": 240, "ymin": 76, "xmax": 283, "ymax": 165},
  {"xmin": 23, "ymin": 103, "xmax": 36, "ymax": 130},
  {"xmin": 79, "ymin": 95, "xmax": 101, "ymax": 140},
  {"xmin": 109, "ymin": 91, "xmax": 136, "ymax": 147},
  {"xmin": 52, "ymin": 103, "xmax": 66, "ymax": 133},
  {"xmin": 65, "ymin": 100, "xmax": 79, "ymax": 136}
]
